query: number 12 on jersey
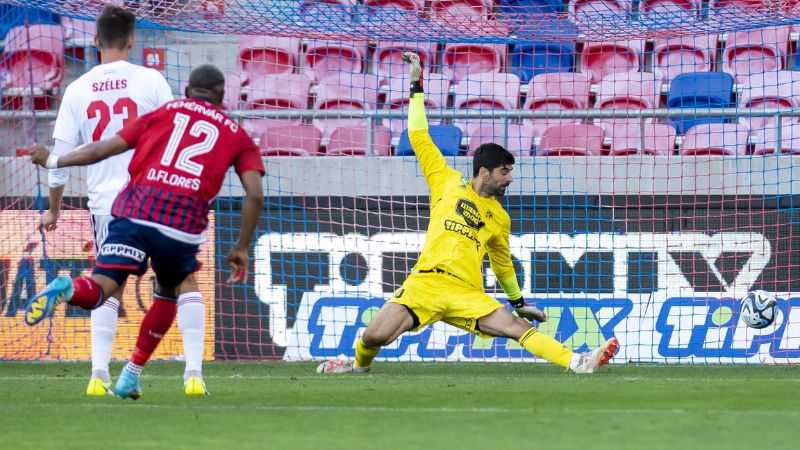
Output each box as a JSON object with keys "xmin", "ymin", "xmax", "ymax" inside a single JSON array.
[{"xmin": 160, "ymin": 112, "xmax": 219, "ymax": 177}]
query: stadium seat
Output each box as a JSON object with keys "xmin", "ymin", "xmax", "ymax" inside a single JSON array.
[
  {"xmin": 721, "ymin": 26, "xmax": 790, "ymax": 83},
  {"xmin": 666, "ymin": 72, "xmax": 734, "ymax": 134},
  {"xmin": 510, "ymin": 42, "xmax": 575, "ymax": 83},
  {"xmin": 299, "ymin": 0, "xmax": 355, "ymax": 20},
  {"xmin": 396, "ymin": 125, "xmax": 463, "ymax": 156},
  {"xmin": 442, "ymin": 42, "xmax": 506, "ymax": 82},
  {"xmin": 303, "ymin": 40, "xmax": 369, "ymax": 82},
  {"xmin": 569, "ymin": 0, "xmax": 631, "ymax": 17},
  {"xmin": 500, "ymin": 0, "xmax": 565, "ymax": 13},
  {"xmin": 681, "ymin": 123, "xmax": 750, "ymax": 155},
  {"xmin": 595, "ymin": 71, "xmax": 663, "ymax": 136},
  {"xmin": 739, "ymin": 71, "xmax": 800, "ymax": 134},
  {"xmin": 639, "ymin": 0, "xmax": 700, "ymax": 14},
  {"xmin": 753, "ymin": 125, "xmax": 800, "ymax": 155},
  {"xmin": 537, "ymin": 124, "xmax": 605, "ymax": 156},
  {"xmin": 374, "ymin": 41, "xmax": 437, "ymax": 85},
  {"xmin": 523, "ymin": 72, "xmax": 591, "ymax": 137},
  {"xmin": 364, "ymin": 0, "xmax": 424, "ymax": 10},
  {"xmin": 383, "ymin": 73, "xmax": 451, "ymax": 135},
  {"xmin": 61, "ymin": 17, "xmax": 96, "ymax": 46},
  {"xmin": 653, "ymin": 34, "xmax": 718, "ymax": 82},
  {"xmin": 430, "ymin": 0, "xmax": 494, "ymax": 17},
  {"xmin": 313, "ymin": 73, "xmax": 380, "ymax": 137},
  {"xmin": 467, "ymin": 123, "xmax": 535, "ymax": 156},
  {"xmin": 0, "ymin": 5, "xmax": 60, "ymax": 38},
  {"xmin": 454, "ymin": 72, "xmax": 521, "ymax": 137},
  {"xmin": 326, "ymin": 125, "xmax": 392, "ymax": 156},
  {"xmin": 259, "ymin": 124, "xmax": 323, "ymax": 156},
  {"xmin": 238, "ymin": 35, "xmax": 300, "ymax": 78},
  {"xmin": 580, "ymin": 39, "xmax": 645, "ymax": 83},
  {"xmin": 243, "ymin": 73, "xmax": 311, "ymax": 134},
  {"xmin": 608, "ymin": 123, "xmax": 677, "ymax": 156},
  {"xmin": 0, "ymin": 24, "xmax": 64, "ymax": 92}
]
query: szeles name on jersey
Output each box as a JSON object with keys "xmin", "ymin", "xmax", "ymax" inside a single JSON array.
[
  {"xmin": 409, "ymin": 130, "xmax": 515, "ymax": 291},
  {"xmin": 51, "ymin": 60, "xmax": 174, "ymax": 215},
  {"xmin": 114, "ymin": 98, "xmax": 265, "ymax": 244}
]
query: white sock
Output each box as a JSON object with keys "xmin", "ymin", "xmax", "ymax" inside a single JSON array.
[
  {"xmin": 177, "ymin": 292, "xmax": 205, "ymax": 380},
  {"xmin": 90, "ymin": 296, "xmax": 119, "ymax": 380}
]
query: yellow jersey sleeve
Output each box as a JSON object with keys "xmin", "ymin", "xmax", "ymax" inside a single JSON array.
[
  {"xmin": 486, "ymin": 213, "xmax": 518, "ymax": 292},
  {"xmin": 408, "ymin": 94, "xmax": 455, "ymax": 200}
]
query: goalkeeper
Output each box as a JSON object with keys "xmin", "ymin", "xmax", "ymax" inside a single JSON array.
[{"xmin": 319, "ymin": 53, "xmax": 619, "ymax": 374}]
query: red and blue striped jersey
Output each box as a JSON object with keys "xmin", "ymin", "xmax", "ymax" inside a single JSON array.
[{"xmin": 114, "ymin": 98, "xmax": 264, "ymax": 238}]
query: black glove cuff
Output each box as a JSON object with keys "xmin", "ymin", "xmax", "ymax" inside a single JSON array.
[
  {"xmin": 410, "ymin": 80, "xmax": 424, "ymax": 96},
  {"xmin": 507, "ymin": 297, "xmax": 525, "ymax": 309}
]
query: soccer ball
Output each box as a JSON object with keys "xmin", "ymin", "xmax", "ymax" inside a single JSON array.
[{"xmin": 739, "ymin": 290, "xmax": 778, "ymax": 329}]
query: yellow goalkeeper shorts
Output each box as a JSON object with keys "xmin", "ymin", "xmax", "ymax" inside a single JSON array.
[{"xmin": 388, "ymin": 271, "xmax": 503, "ymax": 338}]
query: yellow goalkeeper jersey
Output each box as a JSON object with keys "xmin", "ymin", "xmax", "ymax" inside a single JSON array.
[{"xmin": 408, "ymin": 129, "xmax": 515, "ymax": 292}]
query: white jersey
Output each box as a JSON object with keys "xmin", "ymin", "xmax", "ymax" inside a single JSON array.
[{"xmin": 50, "ymin": 60, "xmax": 173, "ymax": 215}]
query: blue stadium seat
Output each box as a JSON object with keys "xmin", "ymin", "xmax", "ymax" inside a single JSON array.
[
  {"xmin": 396, "ymin": 125, "xmax": 462, "ymax": 156},
  {"xmin": 1, "ymin": 5, "xmax": 60, "ymax": 39},
  {"xmin": 511, "ymin": 42, "xmax": 575, "ymax": 83},
  {"xmin": 500, "ymin": 0, "xmax": 565, "ymax": 13},
  {"xmin": 666, "ymin": 72, "xmax": 734, "ymax": 134}
]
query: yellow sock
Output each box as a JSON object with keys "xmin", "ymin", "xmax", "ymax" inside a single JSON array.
[
  {"xmin": 518, "ymin": 327, "xmax": 573, "ymax": 369},
  {"xmin": 355, "ymin": 339, "xmax": 380, "ymax": 369}
]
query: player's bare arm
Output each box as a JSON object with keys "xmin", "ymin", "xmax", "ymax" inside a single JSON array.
[
  {"xmin": 29, "ymin": 135, "xmax": 131, "ymax": 169},
  {"xmin": 227, "ymin": 169, "xmax": 264, "ymax": 283}
]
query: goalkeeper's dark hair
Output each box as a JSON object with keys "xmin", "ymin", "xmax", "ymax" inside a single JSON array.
[
  {"xmin": 96, "ymin": 4, "xmax": 136, "ymax": 51},
  {"xmin": 472, "ymin": 143, "xmax": 515, "ymax": 177},
  {"xmin": 187, "ymin": 64, "xmax": 226, "ymax": 105}
]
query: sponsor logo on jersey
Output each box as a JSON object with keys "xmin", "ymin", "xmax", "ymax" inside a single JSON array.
[
  {"xmin": 99, "ymin": 243, "xmax": 146, "ymax": 262},
  {"xmin": 455, "ymin": 198, "xmax": 484, "ymax": 229}
]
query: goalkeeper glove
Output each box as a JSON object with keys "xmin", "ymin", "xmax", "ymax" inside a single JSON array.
[
  {"xmin": 508, "ymin": 297, "xmax": 547, "ymax": 323},
  {"xmin": 401, "ymin": 52, "xmax": 424, "ymax": 96}
]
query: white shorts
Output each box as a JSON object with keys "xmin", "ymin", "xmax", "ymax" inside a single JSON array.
[{"xmin": 89, "ymin": 214, "xmax": 113, "ymax": 250}]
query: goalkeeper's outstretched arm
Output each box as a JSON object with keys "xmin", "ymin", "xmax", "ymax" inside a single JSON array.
[{"xmin": 403, "ymin": 52, "xmax": 453, "ymax": 198}]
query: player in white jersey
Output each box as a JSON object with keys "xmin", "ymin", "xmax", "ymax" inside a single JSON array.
[{"xmin": 41, "ymin": 4, "xmax": 208, "ymax": 396}]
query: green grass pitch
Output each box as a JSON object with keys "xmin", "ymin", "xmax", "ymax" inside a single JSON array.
[{"xmin": 0, "ymin": 361, "xmax": 798, "ymax": 449}]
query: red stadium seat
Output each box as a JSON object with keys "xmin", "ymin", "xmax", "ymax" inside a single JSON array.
[
  {"xmin": 326, "ymin": 125, "xmax": 392, "ymax": 156},
  {"xmin": 608, "ymin": 123, "xmax": 677, "ymax": 156},
  {"xmin": 243, "ymin": 73, "xmax": 311, "ymax": 134},
  {"xmin": 365, "ymin": 0, "xmax": 424, "ymax": 10},
  {"xmin": 523, "ymin": 72, "xmax": 591, "ymax": 137},
  {"xmin": 653, "ymin": 34, "xmax": 718, "ymax": 82},
  {"xmin": 570, "ymin": 0, "xmax": 631, "ymax": 17},
  {"xmin": 431, "ymin": 0, "xmax": 494, "ymax": 17},
  {"xmin": 259, "ymin": 124, "xmax": 323, "ymax": 156},
  {"xmin": 753, "ymin": 125, "xmax": 800, "ymax": 155},
  {"xmin": 681, "ymin": 123, "xmax": 750, "ymax": 155},
  {"xmin": 238, "ymin": 35, "xmax": 301, "ymax": 78},
  {"xmin": 580, "ymin": 39, "xmax": 645, "ymax": 83},
  {"xmin": 313, "ymin": 73, "xmax": 380, "ymax": 137},
  {"xmin": 538, "ymin": 124, "xmax": 605, "ymax": 156},
  {"xmin": 639, "ymin": 0, "xmax": 699, "ymax": 14},
  {"xmin": 442, "ymin": 42, "xmax": 506, "ymax": 82},
  {"xmin": 303, "ymin": 40, "xmax": 368, "ymax": 82},
  {"xmin": 1, "ymin": 24, "xmax": 64, "ymax": 91},
  {"xmin": 721, "ymin": 27, "xmax": 790, "ymax": 83},
  {"xmin": 62, "ymin": 17, "xmax": 95, "ymax": 45},
  {"xmin": 739, "ymin": 71, "xmax": 800, "ymax": 133},
  {"xmin": 595, "ymin": 71, "xmax": 662, "ymax": 136},
  {"xmin": 374, "ymin": 41, "xmax": 437, "ymax": 85},
  {"xmin": 468, "ymin": 123, "xmax": 535, "ymax": 156},
  {"xmin": 383, "ymin": 73, "xmax": 451, "ymax": 135},
  {"xmin": 453, "ymin": 72, "xmax": 521, "ymax": 138}
]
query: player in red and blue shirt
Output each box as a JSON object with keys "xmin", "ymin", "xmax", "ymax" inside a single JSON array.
[{"xmin": 26, "ymin": 64, "xmax": 265, "ymax": 400}]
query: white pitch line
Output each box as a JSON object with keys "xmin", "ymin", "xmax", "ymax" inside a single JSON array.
[{"xmin": 0, "ymin": 402, "xmax": 798, "ymax": 417}]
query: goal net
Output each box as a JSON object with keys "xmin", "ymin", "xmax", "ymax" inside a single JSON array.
[{"xmin": 1, "ymin": 0, "xmax": 799, "ymax": 364}]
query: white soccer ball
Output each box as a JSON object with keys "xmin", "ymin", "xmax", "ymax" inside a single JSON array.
[{"xmin": 740, "ymin": 290, "xmax": 778, "ymax": 329}]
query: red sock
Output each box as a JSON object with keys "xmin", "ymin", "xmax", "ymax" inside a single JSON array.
[
  {"xmin": 131, "ymin": 296, "xmax": 178, "ymax": 366},
  {"xmin": 68, "ymin": 276, "xmax": 104, "ymax": 310}
]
